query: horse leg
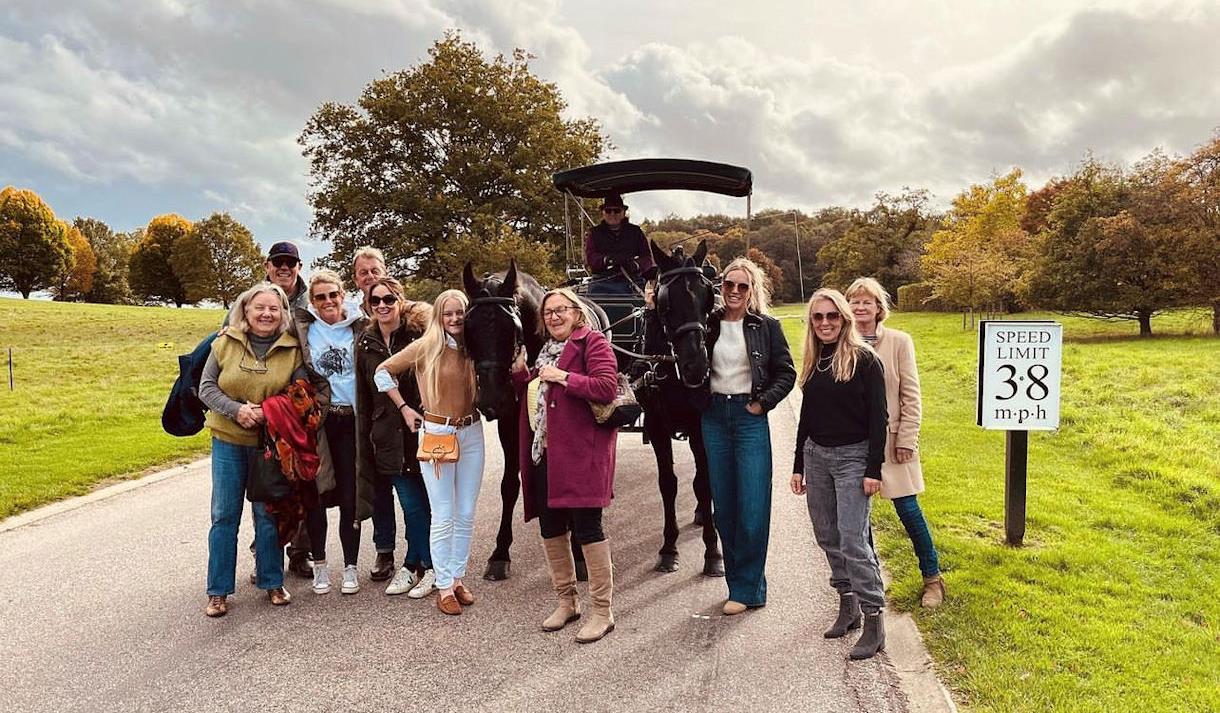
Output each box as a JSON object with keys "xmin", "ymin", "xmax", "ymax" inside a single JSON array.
[
  {"xmin": 484, "ymin": 415, "xmax": 519, "ymax": 581},
  {"xmin": 649, "ymin": 413, "xmax": 681, "ymax": 573},
  {"xmin": 689, "ymin": 428, "xmax": 724, "ymax": 577}
]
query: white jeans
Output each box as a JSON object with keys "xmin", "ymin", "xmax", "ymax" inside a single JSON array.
[{"xmin": 419, "ymin": 420, "xmax": 485, "ymax": 590}]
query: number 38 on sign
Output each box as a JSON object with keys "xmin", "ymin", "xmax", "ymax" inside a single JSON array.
[{"xmin": 976, "ymin": 321, "xmax": 1062, "ymax": 430}]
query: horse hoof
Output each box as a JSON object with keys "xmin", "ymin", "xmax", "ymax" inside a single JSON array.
[
  {"xmin": 702, "ymin": 555, "xmax": 725, "ymax": 578},
  {"xmin": 654, "ymin": 553, "xmax": 680, "ymax": 573},
  {"xmin": 575, "ymin": 560, "xmax": 589, "ymax": 582},
  {"xmin": 483, "ymin": 560, "xmax": 511, "ymax": 581}
]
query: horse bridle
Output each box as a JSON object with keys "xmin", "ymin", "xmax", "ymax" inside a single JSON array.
[
  {"xmin": 654, "ymin": 265, "xmax": 714, "ymax": 386},
  {"xmin": 465, "ymin": 295, "xmax": 523, "ymax": 373}
]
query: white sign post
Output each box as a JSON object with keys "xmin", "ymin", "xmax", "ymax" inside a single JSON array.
[{"xmin": 977, "ymin": 321, "xmax": 1063, "ymax": 545}]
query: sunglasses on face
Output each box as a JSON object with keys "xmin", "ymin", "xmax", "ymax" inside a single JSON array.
[
  {"xmin": 368, "ymin": 294, "xmax": 398, "ymax": 307},
  {"xmin": 311, "ymin": 290, "xmax": 341, "ymax": 302},
  {"xmin": 269, "ymin": 256, "xmax": 299, "ymax": 269},
  {"xmin": 811, "ymin": 311, "xmax": 842, "ymax": 323},
  {"xmin": 543, "ymin": 305, "xmax": 574, "ymax": 319},
  {"xmin": 602, "ymin": 208, "xmax": 623, "ymax": 214},
  {"xmin": 722, "ymin": 279, "xmax": 751, "ymax": 294}
]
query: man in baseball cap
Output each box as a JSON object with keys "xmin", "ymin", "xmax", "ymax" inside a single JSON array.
[{"xmin": 265, "ymin": 241, "xmax": 308, "ymax": 310}]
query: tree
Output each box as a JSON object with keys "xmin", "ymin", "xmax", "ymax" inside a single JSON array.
[
  {"xmin": 435, "ymin": 221, "xmax": 562, "ymax": 288},
  {"xmin": 1178, "ymin": 135, "xmax": 1220, "ymax": 334},
  {"xmin": 922, "ymin": 169, "xmax": 1032, "ymax": 314},
  {"xmin": 300, "ymin": 32, "xmax": 605, "ymax": 284},
  {"xmin": 1025, "ymin": 155, "xmax": 1191, "ymax": 336},
  {"xmin": 51, "ymin": 223, "xmax": 97, "ymax": 301},
  {"xmin": 74, "ymin": 218, "xmax": 135, "ymax": 304},
  {"xmin": 817, "ymin": 189, "xmax": 935, "ymax": 300},
  {"xmin": 171, "ymin": 212, "xmax": 263, "ymax": 308},
  {"xmin": 746, "ymin": 247, "xmax": 784, "ymax": 302},
  {"xmin": 0, "ymin": 186, "xmax": 72, "ymax": 298},
  {"xmin": 129, "ymin": 214, "xmax": 191, "ymax": 306}
]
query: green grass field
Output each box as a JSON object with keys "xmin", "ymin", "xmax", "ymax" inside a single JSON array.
[
  {"xmin": 2, "ymin": 297, "xmax": 1217, "ymax": 710},
  {"xmin": 0, "ymin": 298, "xmax": 223, "ymax": 518},
  {"xmin": 775, "ymin": 305, "xmax": 1219, "ymax": 712}
]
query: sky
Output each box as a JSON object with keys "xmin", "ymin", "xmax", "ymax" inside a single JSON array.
[{"xmin": 2, "ymin": 0, "xmax": 1218, "ymax": 270}]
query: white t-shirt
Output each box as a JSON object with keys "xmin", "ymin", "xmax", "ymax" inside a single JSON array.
[{"xmin": 710, "ymin": 319, "xmax": 752, "ymax": 395}]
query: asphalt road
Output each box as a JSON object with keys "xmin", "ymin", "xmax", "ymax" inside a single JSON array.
[{"xmin": 0, "ymin": 395, "xmax": 908, "ymax": 713}]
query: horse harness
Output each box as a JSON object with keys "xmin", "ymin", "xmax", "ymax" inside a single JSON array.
[{"xmin": 465, "ymin": 295, "xmax": 524, "ymax": 374}]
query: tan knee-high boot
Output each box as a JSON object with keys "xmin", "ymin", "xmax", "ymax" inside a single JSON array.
[
  {"xmin": 542, "ymin": 533, "xmax": 582, "ymax": 631},
  {"xmin": 576, "ymin": 539, "xmax": 615, "ymax": 643}
]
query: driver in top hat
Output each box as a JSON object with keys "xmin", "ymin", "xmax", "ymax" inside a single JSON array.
[{"xmin": 583, "ymin": 194, "xmax": 656, "ymax": 295}]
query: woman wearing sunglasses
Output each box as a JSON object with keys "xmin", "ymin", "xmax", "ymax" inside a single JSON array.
[
  {"xmin": 791, "ymin": 287, "xmax": 888, "ymax": 660},
  {"xmin": 296, "ymin": 269, "xmax": 368, "ymax": 596},
  {"xmin": 354, "ymin": 277, "xmax": 437, "ymax": 599},
  {"xmin": 699, "ymin": 257, "xmax": 796, "ymax": 616}
]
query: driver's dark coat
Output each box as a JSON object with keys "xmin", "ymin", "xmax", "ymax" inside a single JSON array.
[
  {"xmin": 354, "ymin": 303, "xmax": 430, "ymax": 522},
  {"xmin": 691, "ymin": 308, "xmax": 796, "ymax": 412}
]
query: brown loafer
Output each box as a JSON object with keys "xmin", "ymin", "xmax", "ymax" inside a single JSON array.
[
  {"xmin": 268, "ymin": 587, "xmax": 292, "ymax": 606},
  {"xmin": 205, "ymin": 595, "xmax": 228, "ymax": 618},
  {"xmin": 453, "ymin": 583, "xmax": 475, "ymax": 606},
  {"xmin": 437, "ymin": 593, "xmax": 462, "ymax": 616},
  {"xmin": 722, "ymin": 600, "xmax": 748, "ymax": 616}
]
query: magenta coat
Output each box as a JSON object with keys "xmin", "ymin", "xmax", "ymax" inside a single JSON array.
[{"xmin": 513, "ymin": 326, "xmax": 619, "ymax": 521}]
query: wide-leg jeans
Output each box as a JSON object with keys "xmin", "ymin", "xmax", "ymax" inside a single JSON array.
[
  {"xmin": 207, "ymin": 438, "xmax": 284, "ymax": 596},
  {"xmin": 419, "ymin": 420, "xmax": 485, "ymax": 590},
  {"xmin": 701, "ymin": 393, "xmax": 772, "ymax": 607}
]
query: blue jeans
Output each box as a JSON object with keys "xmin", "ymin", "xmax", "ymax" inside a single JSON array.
[
  {"xmin": 372, "ymin": 473, "xmax": 433, "ymax": 570},
  {"xmin": 207, "ymin": 438, "xmax": 283, "ymax": 596},
  {"xmin": 891, "ymin": 495, "xmax": 940, "ymax": 577},
  {"xmin": 701, "ymin": 393, "xmax": 772, "ymax": 607},
  {"xmin": 419, "ymin": 420, "xmax": 485, "ymax": 590}
]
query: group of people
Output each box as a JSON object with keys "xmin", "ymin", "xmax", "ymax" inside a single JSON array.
[{"xmin": 197, "ymin": 208, "xmax": 945, "ymax": 657}]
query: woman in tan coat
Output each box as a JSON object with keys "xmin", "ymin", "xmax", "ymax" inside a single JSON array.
[{"xmin": 846, "ymin": 277, "xmax": 945, "ymax": 608}]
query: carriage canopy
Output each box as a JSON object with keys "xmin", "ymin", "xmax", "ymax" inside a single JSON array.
[{"xmin": 552, "ymin": 159, "xmax": 752, "ymax": 198}]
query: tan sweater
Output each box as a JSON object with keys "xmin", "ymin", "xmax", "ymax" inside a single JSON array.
[{"xmin": 379, "ymin": 338, "xmax": 477, "ymax": 420}]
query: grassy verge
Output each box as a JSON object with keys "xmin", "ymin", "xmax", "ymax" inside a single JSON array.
[
  {"xmin": 0, "ymin": 298, "xmax": 222, "ymax": 519},
  {"xmin": 775, "ymin": 305, "xmax": 1219, "ymax": 712}
]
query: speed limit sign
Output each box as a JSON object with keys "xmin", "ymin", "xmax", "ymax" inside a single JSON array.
[{"xmin": 977, "ymin": 321, "xmax": 1062, "ymax": 430}]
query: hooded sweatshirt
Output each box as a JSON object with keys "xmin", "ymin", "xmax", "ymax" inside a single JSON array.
[{"xmin": 306, "ymin": 300, "xmax": 363, "ymax": 406}]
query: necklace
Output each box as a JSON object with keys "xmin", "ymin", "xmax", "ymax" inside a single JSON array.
[{"xmin": 815, "ymin": 352, "xmax": 834, "ymax": 373}]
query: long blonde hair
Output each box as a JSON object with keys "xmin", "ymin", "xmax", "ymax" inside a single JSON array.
[
  {"xmin": 721, "ymin": 257, "xmax": 772, "ymax": 315},
  {"xmin": 410, "ymin": 288, "xmax": 474, "ymax": 408},
  {"xmin": 799, "ymin": 288, "xmax": 874, "ymax": 385}
]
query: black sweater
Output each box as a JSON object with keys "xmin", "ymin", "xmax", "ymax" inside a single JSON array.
[{"xmin": 793, "ymin": 343, "xmax": 888, "ymax": 479}]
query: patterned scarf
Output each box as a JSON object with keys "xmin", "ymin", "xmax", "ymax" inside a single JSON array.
[{"xmin": 530, "ymin": 339, "xmax": 567, "ymax": 465}]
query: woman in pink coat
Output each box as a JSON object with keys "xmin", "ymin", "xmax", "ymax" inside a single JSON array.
[{"xmin": 512, "ymin": 287, "xmax": 619, "ymax": 643}]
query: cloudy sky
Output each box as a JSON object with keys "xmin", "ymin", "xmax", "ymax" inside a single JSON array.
[{"xmin": 3, "ymin": 0, "xmax": 1218, "ymax": 267}]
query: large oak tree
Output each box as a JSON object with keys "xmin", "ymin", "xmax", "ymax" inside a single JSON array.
[
  {"xmin": 171, "ymin": 212, "xmax": 263, "ymax": 308},
  {"xmin": 0, "ymin": 187, "xmax": 72, "ymax": 298}
]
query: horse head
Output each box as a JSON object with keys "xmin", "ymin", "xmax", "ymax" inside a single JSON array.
[
  {"xmin": 649, "ymin": 239, "xmax": 714, "ymax": 388},
  {"xmin": 462, "ymin": 260, "xmax": 542, "ymax": 421}
]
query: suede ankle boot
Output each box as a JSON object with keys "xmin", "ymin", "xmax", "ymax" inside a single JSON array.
[
  {"xmin": 575, "ymin": 539, "xmax": 615, "ymax": 643},
  {"xmin": 541, "ymin": 533, "xmax": 582, "ymax": 631},
  {"xmin": 849, "ymin": 610, "xmax": 886, "ymax": 660},
  {"xmin": 824, "ymin": 592, "xmax": 862, "ymax": 639},
  {"xmin": 921, "ymin": 575, "xmax": 946, "ymax": 608}
]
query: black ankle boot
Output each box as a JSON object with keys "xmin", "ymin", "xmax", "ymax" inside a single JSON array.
[
  {"xmin": 823, "ymin": 593, "xmax": 862, "ymax": 639},
  {"xmin": 849, "ymin": 610, "xmax": 886, "ymax": 660}
]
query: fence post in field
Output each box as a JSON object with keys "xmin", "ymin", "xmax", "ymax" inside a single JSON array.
[{"xmin": 8, "ymin": 347, "xmax": 12, "ymax": 390}]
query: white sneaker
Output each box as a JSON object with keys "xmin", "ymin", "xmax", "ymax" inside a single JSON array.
[
  {"xmin": 407, "ymin": 569, "xmax": 436, "ymax": 599},
  {"xmin": 386, "ymin": 566, "xmax": 419, "ymax": 596},
  {"xmin": 341, "ymin": 564, "xmax": 360, "ymax": 594},
  {"xmin": 312, "ymin": 561, "xmax": 331, "ymax": 595}
]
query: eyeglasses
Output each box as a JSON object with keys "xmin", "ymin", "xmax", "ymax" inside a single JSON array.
[
  {"xmin": 722, "ymin": 279, "xmax": 751, "ymax": 294},
  {"xmin": 368, "ymin": 294, "xmax": 399, "ymax": 306},
  {"xmin": 543, "ymin": 305, "xmax": 574, "ymax": 319},
  {"xmin": 238, "ymin": 351, "xmax": 268, "ymax": 375},
  {"xmin": 269, "ymin": 256, "xmax": 299, "ymax": 269},
  {"xmin": 811, "ymin": 311, "xmax": 842, "ymax": 323},
  {"xmin": 311, "ymin": 290, "xmax": 341, "ymax": 302},
  {"xmin": 602, "ymin": 207, "xmax": 623, "ymax": 214}
]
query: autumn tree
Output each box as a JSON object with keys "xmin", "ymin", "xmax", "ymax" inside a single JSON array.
[
  {"xmin": 746, "ymin": 247, "xmax": 784, "ymax": 302},
  {"xmin": 0, "ymin": 187, "xmax": 72, "ymax": 298},
  {"xmin": 51, "ymin": 223, "xmax": 97, "ymax": 301},
  {"xmin": 922, "ymin": 169, "xmax": 1032, "ymax": 313},
  {"xmin": 300, "ymin": 32, "xmax": 605, "ymax": 284},
  {"xmin": 171, "ymin": 212, "xmax": 263, "ymax": 308},
  {"xmin": 129, "ymin": 213, "xmax": 192, "ymax": 306},
  {"xmin": 1178, "ymin": 135, "xmax": 1220, "ymax": 334},
  {"xmin": 75, "ymin": 218, "xmax": 135, "ymax": 304},
  {"xmin": 817, "ymin": 189, "xmax": 934, "ymax": 299},
  {"xmin": 436, "ymin": 221, "xmax": 562, "ymax": 288}
]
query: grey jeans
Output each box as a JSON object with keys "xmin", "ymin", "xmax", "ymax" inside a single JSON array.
[{"xmin": 803, "ymin": 439, "xmax": 886, "ymax": 612}]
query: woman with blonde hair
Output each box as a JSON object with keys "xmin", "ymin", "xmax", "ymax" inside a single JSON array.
[
  {"xmin": 846, "ymin": 277, "xmax": 944, "ymax": 608},
  {"xmin": 375, "ymin": 289, "xmax": 484, "ymax": 616},
  {"xmin": 790, "ymin": 287, "xmax": 888, "ymax": 659},
  {"xmin": 697, "ymin": 257, "xmax": 795, "ymax": 616},
  {"xmin": 511, "ymin": 287, "xmax": 620, "ymax": 642}
]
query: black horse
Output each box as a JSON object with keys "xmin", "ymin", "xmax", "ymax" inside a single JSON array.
[{"xmin": 638, "ymin": 239, "xmax": 723, "ymax": 576}]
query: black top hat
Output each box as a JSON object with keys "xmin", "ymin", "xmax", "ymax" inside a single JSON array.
[
  {"xmin": 267, "ymin": 241, "xmax": 300, "ymax": 262},
  {"xmin": 601, "ymin": 194, "xmax": 627, "ymax": 210}
]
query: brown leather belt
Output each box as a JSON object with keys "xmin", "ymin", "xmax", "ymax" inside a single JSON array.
[
  {"xmin": 328, "ymin": 404, "xmax": 354, "ymax": 416},
  {"xmin": 423, "ymin": 411, "xmax": 479, "ymax": 428}
]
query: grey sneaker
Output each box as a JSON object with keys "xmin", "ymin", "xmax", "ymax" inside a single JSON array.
[
  {"xmin": 407, "ymin": 569, "xmax": 436, "ymax": 599},
  {"xmin": 312, "ymin": 561, "xmax": 332, "ymax": 595},
  {"xmin": 341, "ymin": 564, "xmax": 360, "ymax": 595},
  {"xmin": 386, "ymin": 566, "xmax": 419, "ymax": 596}
]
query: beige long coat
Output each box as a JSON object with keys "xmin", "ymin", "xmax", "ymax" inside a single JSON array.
[{"xmin": 872, "ymin": 324, "xmax": 925, "ymax": 499}]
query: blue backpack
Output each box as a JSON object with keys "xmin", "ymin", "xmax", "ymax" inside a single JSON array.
[{"xmin": 161, "ymin": 332, "xmax": 218, "ymax": 437}]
